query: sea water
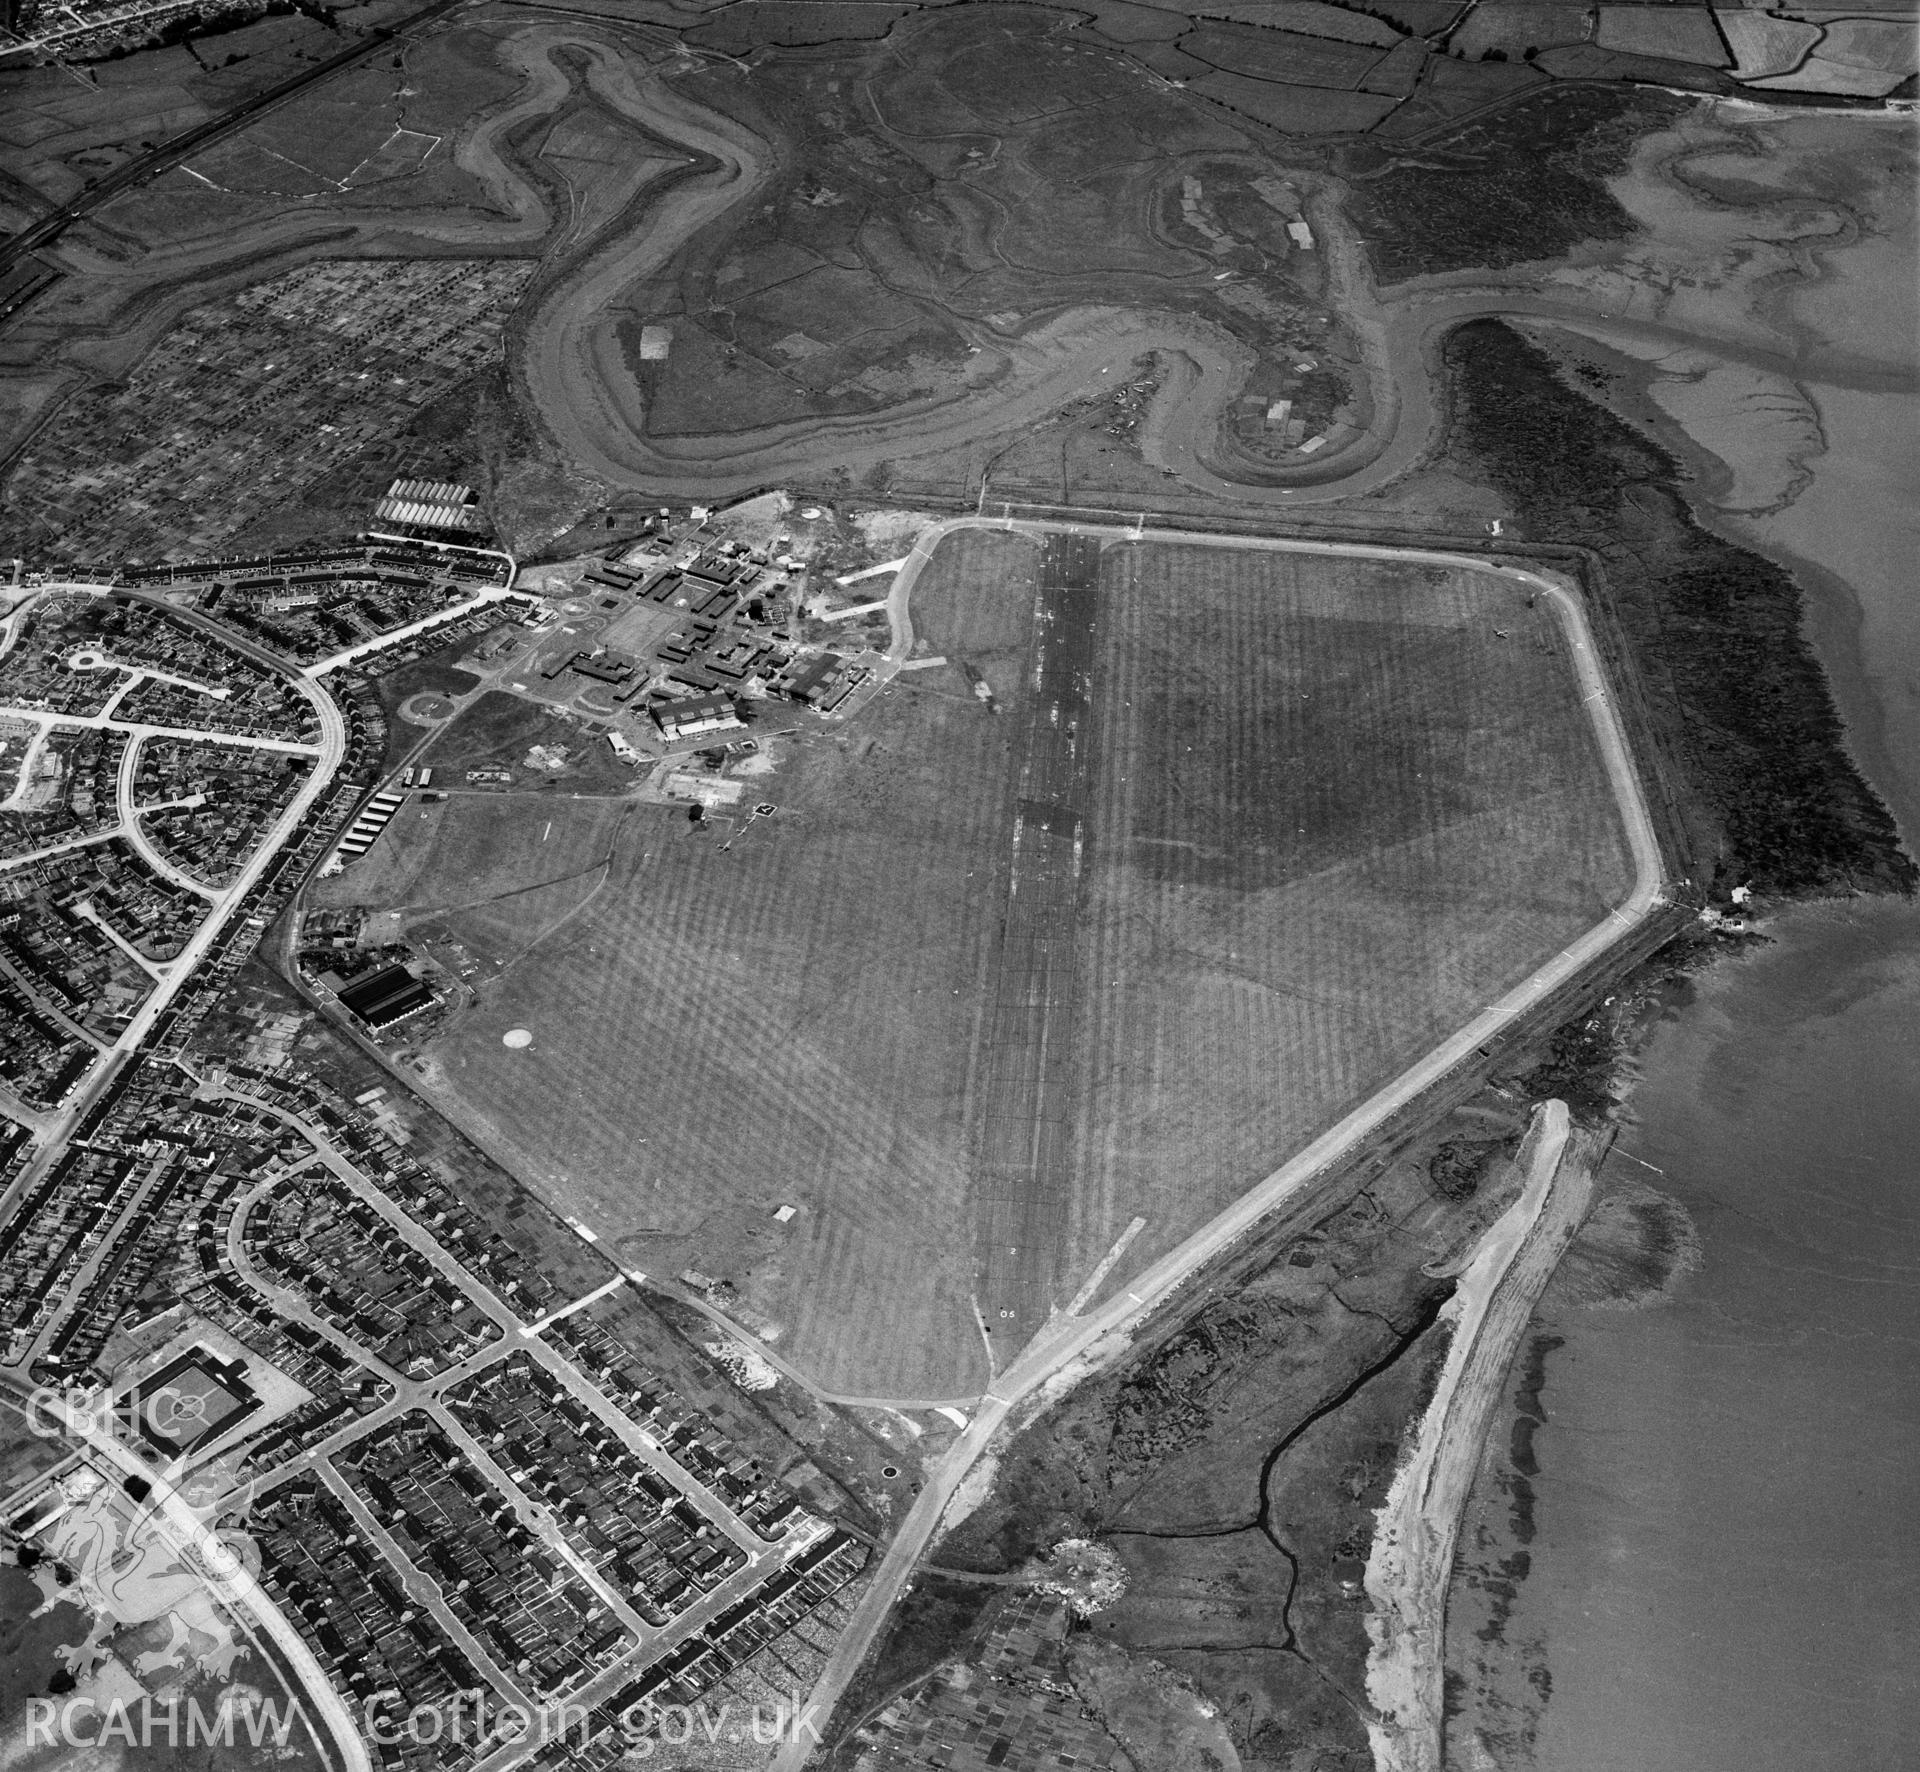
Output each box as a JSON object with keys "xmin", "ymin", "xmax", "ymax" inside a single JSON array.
[
  {"xmin": 1455, "ymin": 111, "xmax": 1920, "ymax": 1769},
  {"xmin": 1511, "ymin": 900, "xmax": 1920, "ymax": 1771}
]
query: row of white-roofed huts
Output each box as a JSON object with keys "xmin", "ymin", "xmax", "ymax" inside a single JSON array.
[{"xmin": 321, "ymin": 789, "xmax": 406, "ymax": 874}]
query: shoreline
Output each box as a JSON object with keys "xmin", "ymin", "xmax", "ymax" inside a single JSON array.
[
  {"xmin": 1362, "ymin": 1102, "xmax": 1593, "ymax": 1772},
  {"xmin": 1442, "ymin": 104, "xmax": 1918, "ymax": 1772},
  {"xmin": 1529, "ymin": 328, "xmax": 1916, "ymax": 855},
  {"xmin": 1530, "ymin": 107, "xmax": 1918, "ymax": 848},
  {"xmin": 1446, "ymin": 897, "xmax": 1920, "ymax": 1770}
]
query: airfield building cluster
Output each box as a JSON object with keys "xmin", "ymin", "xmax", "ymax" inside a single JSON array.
[{"xmin": 514, "ymin": 536, "xmax": 866, "ymax": 760}]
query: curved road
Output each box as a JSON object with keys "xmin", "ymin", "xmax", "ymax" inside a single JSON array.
[
  {"xmin": 770, "ymin": 518, "xmax": 1667, "ymax": 1771},
  {"xmin": 57, "ymin": 1398, "xmax": 372, "ymax": 1772},
  {"xmin": 0, "ymin": 585, "xmax": 346, "ymax": 1311}
]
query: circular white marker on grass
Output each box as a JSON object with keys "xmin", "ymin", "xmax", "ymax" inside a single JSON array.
[{"xmin": 502, "ymin": 1028, "xmax": 533, "ymax": 1050}]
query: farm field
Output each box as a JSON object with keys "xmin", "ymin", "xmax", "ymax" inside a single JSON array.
[
  {"xmin": 1183, "ymin": 22, "xmax": 1388, "ymax": 87},
  {"xmin": 1167, "ymin": 69, "xmax": 1398, "ymax": 134},
  {"xmin": 1748, "ymin": 20, "xmax": 1919, "ymax": 95},
  {"xmin": 1594, "ymin": 7, "xmax": 1729, "ymax": 68},
  {"xmin": 366, "ymin": 526, "xmax": 1635, "ymax": 1401},
  {"xmin": 1717, "ymin": 11, "xmax": 1822, "ymax": 79},
  {"xmin": 1450, "ymin": 5, "xmax": 1593, "ymax": 61}
]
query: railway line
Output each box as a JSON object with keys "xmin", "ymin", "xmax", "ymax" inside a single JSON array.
[{"xmin": 0, "ymin": 0, "xmax": 467, "ymax": 285}]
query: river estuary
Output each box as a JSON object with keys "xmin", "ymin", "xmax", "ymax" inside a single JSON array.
[{"xmin": 1446, "ymin": 108, "xmax": 1919, "ymax": 1772}]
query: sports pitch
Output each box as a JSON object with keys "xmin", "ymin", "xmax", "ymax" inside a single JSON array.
[{"xmin": 370, "ymin": 528, "xmax": 1636, "ymax": 1399}]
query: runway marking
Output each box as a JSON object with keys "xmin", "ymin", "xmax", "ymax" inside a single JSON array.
[
  {"xmin": 1066, "ymin": 1216, "xmax": 1148, "ymax": 1316},
  {"xmin": 969, "ymin": 1292, "xmax": 999, "ymax": 1379}
]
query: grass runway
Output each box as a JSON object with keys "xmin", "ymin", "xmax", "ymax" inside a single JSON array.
[{"xmin": 381, "ymin": 531, "xmax": 1631, "ymax": 1398}]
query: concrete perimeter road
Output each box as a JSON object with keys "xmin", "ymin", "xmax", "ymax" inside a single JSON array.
[{"xmin": 772, "ymin": 521, "xmax": 1665, "ymax": 1769}]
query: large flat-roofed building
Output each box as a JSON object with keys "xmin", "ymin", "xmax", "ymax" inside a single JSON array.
[
  {"xmin": 128, "ymin": 1346, "xmax": 260, "ymax": 1457},
  {"xmin": 566, "ymin": 651, "xmax": 636, "ymax": 686},
  {"xmin": 336, "ymin": 963, "xmax": 435, "ymax": 1029},
  {"xmin": 653, "ymin": 692, "xmax": 744, "ymax": 742},
  {"xmin": 782, "ymin": 651, "xmax": 844, "ymax": 705}
]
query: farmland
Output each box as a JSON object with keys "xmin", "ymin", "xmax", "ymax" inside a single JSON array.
[{"xmin": 359, "ymin": 525, "xmax": 1633, "ymax": 1400}]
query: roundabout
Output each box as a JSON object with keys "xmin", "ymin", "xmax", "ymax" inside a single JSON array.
[{"xmin": 399, "ymin": 692, "xmax": 458, "ymax": 726}]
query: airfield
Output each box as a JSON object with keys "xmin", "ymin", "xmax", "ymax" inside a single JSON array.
[{"xmin": 350, "ymin": 522, "xmax": 1648, "ymax": 1400}]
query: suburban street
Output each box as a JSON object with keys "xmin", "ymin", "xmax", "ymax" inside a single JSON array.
[
  {"xmin": 200, "ymin": 1077, "xmax": 770, "ymax": 1553},
  {"xmin": 203, "ymin": 1087, "xmax": 839, "ymax": 1772},
  {"xmin": 0, "ymin": 581, "xmax": 346, "ymax": 1239}
]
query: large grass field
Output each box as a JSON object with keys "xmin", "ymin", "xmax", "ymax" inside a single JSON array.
[
  {"xmin": 376, "ymin": 530, "xmax": 1632, "ymax": 1399},
  {"xmin": 398, "ymin": 530, "xmax": 1043, "ymax": 1400},
  {"xmin": 1059, "ymin": 543, "xmax": 1629, "ymax": 1314}
]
